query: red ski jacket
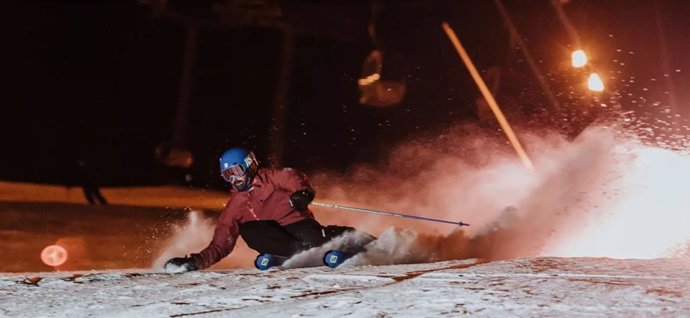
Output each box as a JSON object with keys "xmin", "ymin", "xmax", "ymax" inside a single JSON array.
[{"xmin": 192, "ymin": 167, "xmax": 314, "ymax": 269}]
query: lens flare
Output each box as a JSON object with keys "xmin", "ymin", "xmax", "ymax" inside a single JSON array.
[
  {"xmin": 571, "ymin": 50, "xmax": 587, "ymax": 68},
  {"xmin": 587, "ymin": 73, "xmax": 604, "ymax": 92},
  {"xmin": 40, "ymin": 245, "xmax": 68, "ymax": 267}
]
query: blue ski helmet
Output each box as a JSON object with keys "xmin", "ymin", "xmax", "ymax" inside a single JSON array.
[{"xmin": 219, "ymin": 147, "xmax": 258, "ymax": 191}]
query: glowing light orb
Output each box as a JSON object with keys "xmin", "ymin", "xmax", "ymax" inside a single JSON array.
[
  {"xmin": 587, "ymin": 73, "xmax": 604, "ymax": 92},
  {"xmin": 571, "ymin": 50, "xmax": 588, "ymax": 68},
  {"xmin": 41, "ymin": 245, "xmax": 68, "ymax": 267}
]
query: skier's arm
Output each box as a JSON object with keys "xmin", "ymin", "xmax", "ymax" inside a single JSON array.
[
  {"xmin": 190, "ymin": 217, "xmax": 240, "ymax": 270},
  {"xmin": 271, "ymin": 168, "xmax": 315, "ymax": 210},
  {"xmin": 271, "ymin": 168, "xmax": 312, "ymax": 193}
]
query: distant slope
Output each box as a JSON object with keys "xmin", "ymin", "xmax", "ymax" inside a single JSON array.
[{"xmin": 0, "ymin": 181, "xmax": 228, "ymax": 210}]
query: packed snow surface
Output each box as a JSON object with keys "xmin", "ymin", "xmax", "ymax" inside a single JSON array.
[{"xmin": 2, "ymin": 257, "xmax": 687, "ymax": 317}]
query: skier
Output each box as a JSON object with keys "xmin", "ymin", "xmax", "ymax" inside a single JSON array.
[{"xmin": 164, "ymin": 147, "xmax": 369, "ymax": 272}]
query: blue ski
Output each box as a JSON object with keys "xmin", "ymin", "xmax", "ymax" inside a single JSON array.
[
  {"xmin": 323, "ymin": 250, "xmax": 356, "ymax": 268},
  {"xmin": 254, "ymin": 253, "xmax": 289, "ymax": 271}
]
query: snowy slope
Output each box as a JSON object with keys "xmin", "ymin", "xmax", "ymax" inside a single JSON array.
[{"xmin": 2, "ymin": 257, "xmax": 688, "ymax": 317}]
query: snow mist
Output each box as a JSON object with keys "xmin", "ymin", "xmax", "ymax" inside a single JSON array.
[
  {"xmin": 312, "ymin": 124, "xmax": 690, "ymax": 264},
  {"xmin": 152, "ymin": 211, "xmax": 214, "ymax": 269},
  {"xmin": 152, "ymin": 211, "xmax": 258, "ymax": 269}
]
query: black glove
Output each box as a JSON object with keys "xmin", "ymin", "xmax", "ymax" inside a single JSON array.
[
  {"xmin": 164, "ymin": 256, "xmax": 199, "ymax": 273},
  {"xmin": 289, "ymin": 188, "xmax": 315, "ymax": 211}
]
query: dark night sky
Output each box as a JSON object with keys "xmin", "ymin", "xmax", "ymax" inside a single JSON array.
[{"xmin": 1, "ymin": 0, "xmax": 688, "ymax": 188}]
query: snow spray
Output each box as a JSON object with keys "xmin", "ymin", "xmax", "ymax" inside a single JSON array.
[
  {"xmin": 151, "ymin": 210, "xmax": 258, "ymax": 269},
  {"xmin": 151, "ymin": 211, "xmax": 215, "ymax": 269},
  {"xmin": 312, "ymin": 123, "xmax": 689, "ymax": 264}
]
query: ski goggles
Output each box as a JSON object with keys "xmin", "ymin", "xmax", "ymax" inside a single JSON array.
[{"xmin": 221, "ymin": 164, "xmax": 246, "ymax": 182}]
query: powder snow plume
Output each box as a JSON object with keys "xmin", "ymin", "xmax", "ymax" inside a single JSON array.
[
  {"xmin": 312, "ymin": 123, "xmax": 690, "ymax": 264},
  {"xmin": 152, "ymin": 211, "xmax": 257, "ymax": 269},
  {"xmin": 152, "ymin": 211, "xmax": 215, "ymax": 269}
]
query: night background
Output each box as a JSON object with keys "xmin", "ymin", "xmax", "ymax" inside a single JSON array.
[{"xmin": 3, "ymin": 0, "xmax": 686, "ymax": 191}]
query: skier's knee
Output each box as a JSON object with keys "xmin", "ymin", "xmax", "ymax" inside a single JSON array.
[{"xmin": 323, "ymin": 225, "xmax": 355, "ymax": 239}]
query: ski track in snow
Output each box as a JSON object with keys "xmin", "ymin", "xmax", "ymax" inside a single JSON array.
[{"xmin": 1, "ymin": 257, "xmax": 688, "ymax": 317}]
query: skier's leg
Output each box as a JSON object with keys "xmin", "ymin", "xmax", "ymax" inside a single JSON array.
[
  {"xmin": 283, "ymin": 218, "xmax": 330, "ymax": 249},
  {"xmin": 284, "ymin": 219, "xmax": 377, "ymax": 252},
  {"xmin": 83, "ymin": 186, "xmax": 96, "ymax": 205},
  {"xmin": 324, "ymin": 225, "xmax": 377, "ymax": 255},
  {"xmin": 324, "ymin": 225, "xmax": 377, "ymax": 243},
  {"xmin": 322, "ymin": 225, "xmax": 355, "ymax": 239},
  {"xmin": 93, "ymin": 187, "xmax": 108, "ymax": 205},
  {"xmin": 239, "ymin": 220, "xmax": 303, "ymax": 256}
]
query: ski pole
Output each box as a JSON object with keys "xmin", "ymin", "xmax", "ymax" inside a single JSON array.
[{"xmin": 311, "ymin": 201, "xmax": 470, "ymax": 227}]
